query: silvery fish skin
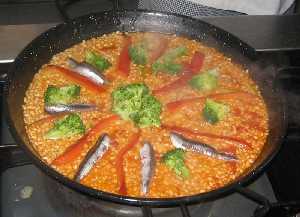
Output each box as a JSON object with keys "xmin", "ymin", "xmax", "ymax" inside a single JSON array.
[
  {"xmin": 170, "ymin": 132, "xmax": 238, "ymax": 161},
  {"xmin": 68, "ymin": 58, "xmax": 107, "ymax": 85},
  {"xmin": 74, "ymin": 134, "xmax": 110, "ymax": 182},
  {"xmin": 45, "ymin": 103, "xmax": 97, "ymax": 114},
  {"xmin": 140, "ymin": 142, "xmax": 156, "ymax": 195}
]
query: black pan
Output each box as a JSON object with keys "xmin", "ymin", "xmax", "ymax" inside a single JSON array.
[{"xmin": 5, "ymin": 10, "xmax": 287, "ymax": 207}]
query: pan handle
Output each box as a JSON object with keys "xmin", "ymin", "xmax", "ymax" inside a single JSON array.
[
  {"xmin": 275, "ymin": 66, "xmax": 300, "ymax": 142},
  {"xmin": 0, "ymin": 144, "xmax": 33, "ymax": 173},
  {"xmin": 55, "ymin": 0, "xmax": 120, "ymax": 23}
]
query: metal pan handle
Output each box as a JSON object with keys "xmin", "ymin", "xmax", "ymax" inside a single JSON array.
[{"xmin": 275, "ymin": 66, "xmax": 300, "ymax": 142}]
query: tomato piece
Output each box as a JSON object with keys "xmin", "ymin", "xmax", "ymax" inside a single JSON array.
[
  {"xmin": 162, "ymin": 124, "xmax": 252, "ymax": 149},
  {"xmin": 153, "ymin": 52, "xmax": 204, "ymax": 95},
  {"xmin": 47, "ymin": 65, "xmax": 106, "ymax": 94},
  {"xmin": 117, "ymin": 36, "xmax": 132, "ymax": 77},
  {"xmin": 115, "ymin": 130, "xmax": 141, "ymax": 195},
  {"xmin": 52, "ymin": 115, "xmax": 119, "ymax": 166}
]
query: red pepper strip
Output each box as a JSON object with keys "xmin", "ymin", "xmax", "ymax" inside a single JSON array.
[
  {"xmin": 149, "ymin": 37, "xmax": 169, "ymax": 63},
  {"xmin": 115, "ymin": 130, "xmax": 141, "ymax": 195},
  {"xmin": 52, "ymin": 115, "xmax": 119, "ymax": 166},
  {"xmin": 188, "ymin": 52, "xmax": 206, "ymax": 74},
  {"xmin": 46, "ymin": 65, "xmax": 106, "ymax": 94},
  {"xmin": 219, "ymin": 146, "xmax": 238, "ymax": 173},
  {"xmin": 166, "ymin": 91, "xmax": 258, "ymax": 112},
  {"xmin": 29, "ymin": 113, "xmax": 68, "ymax": 127},
  {"xmin": 99, "ymin": 45, "xmax": 117, "ymax": 51},
  {"xmin": 153, "ymin": 52, "xmax": 205, "ymax": 95},
  {"xmin": 117, "ymin": 36, "xmax": 132, "ymax": 77},
  {"xmin": 162, "ymin": 124, "xmax": 252, "ymax": 149}
]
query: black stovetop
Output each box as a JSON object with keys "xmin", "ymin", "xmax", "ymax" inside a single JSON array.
[{"xmin": 1, "ymin": 2, "xmax": 300, "ymax": 217}]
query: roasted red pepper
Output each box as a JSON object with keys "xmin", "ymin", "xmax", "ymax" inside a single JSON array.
[
  {"xmin": 166, "ymin": 91, "xmax": 257, "ymax": 112},
  {"xmin": 117, "ymin": 36, "xmax": 132, "ymax": 77},
  {"xmin": 52, "ymin": 115, "xmax": 119, "ymax": 166},
  {"xmin": 149, "ymin": 36, "xmax": 169, "ymax": 63},
  {"xmin": 46, "ymin": 65, "xmax": 106, "ymax": 94},
  {"xmin": 29, "ymin": 114, "xmax": 66, "ymax": 127},
  {"xmin": 162, "ymin": 124, "xmax": 251, "ymax": 149},
  {"xmin": 115, "ymin": 130, "xmax": 141, "ymax": 195},
  {"xmin": 153, "ymin": 51, "xmax": 205, "ymax": 95}
]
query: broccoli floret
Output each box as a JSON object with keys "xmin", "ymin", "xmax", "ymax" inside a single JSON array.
[
  {"xmin": 162, "ymin": 148, "xmax": 189, "ymax": 178},
  {"xmin": 85, "ymin": 51, "xmax": 112, "ymax": 71},
  {"xmin": 130, "ymin": 94, "xmax": 162, "ymax": 127},
  {"xmin": 111, "ymin": 83, "xmax": 162, "ymax": 127},
  {"xmin": 152, "ymin": 46, "xmax": 187, "ymax": 74},
  {"xmin": 45, "ymin": 113, "xmax": 85, "ymax": 139},
  {"xmin": 189, "ymin": 69, "xmax": 218, "ymax": 91},
  {"xmin": 129, "ymin": 43, "xmax": 148, "ymax": 65},
  {"xmin": 112, "ymin": 83, "xmax": 149, "ymax": 120},
  {"xmin": 203, "ymin": 99, "xmax": 230, "ymax": 124},
  {"xmin": 44, "ymin": 85, "xmax": 80, "ymax": 106}
]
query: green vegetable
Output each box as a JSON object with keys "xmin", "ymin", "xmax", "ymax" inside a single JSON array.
[
  {"xmin": 85, "ymin": 51, "xmax": 112, "ymax": 71},
  {"xmin": 112, "ymin": 83, "xmax": 162, "ymax": 127},
  {"xmin": 189, "ymin": 68, "xmax": 218, "ymax": 91},
  {"xmin": 152, "ymin": 46, "xmax": 187, "ymax": 74},
  {"xmin": 129, "ymin": 43, "xmax": 148, "ymax": 65},
  {"xmin": 162, "ymin": 148, "xmax": 189, "ymax": 178},
  {"xmin": 203, "ymin": 99, "xmax": 230, "ymax": 124},
  {"xmin": 45, "ymin": 113, "xmax": 85, "ymax": 139},
  {"xmin": 44, "ymin": 85, "xmax": 80, "ymax": 106},
  {"xmin": 130, "ymin": 94, "xmax": 162, "ymax": 127}
]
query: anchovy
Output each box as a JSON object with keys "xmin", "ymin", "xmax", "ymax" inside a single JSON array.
[
  {"xmin": 140, "ymin": 142, "xmax": 156, "ymax": 195},
  {"xmin": 170, "ymin": 132, "xmax": 238, "ymax": 161},
  {"xmin": 45, "ymin": 103, "xmax": 97, "ymax": 114},
  {"xmin": 74, "ymin": 134, "xmax": 110, "ymax": 182},
  {"xmin": 68, "ymin": 58, "xmax": 107, "ymax": 85}
]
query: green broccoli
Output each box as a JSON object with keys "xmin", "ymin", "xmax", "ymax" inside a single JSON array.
[
  {"xmin": 162, "ymin": 148, "xmax": 189, "ymax": 178},
  {"xmin": 44, "ymin": 84, "xmax": 80, "ymax": 106},
  {"xmin": 130, "ymin": 94, "xmax": 162, "ymax": 127},
  {"xmin": 112, "ymin": 83, "xmax": 149, "ymax": 120},
  {"xmin": 85, "ymin": 51, "xmax": 112, "ymax": 71},
  {"xmin": 152, "ymin": 46, "xmax": 187, "ymax": 74},
  {"xmin": 203, "ymin": 99, "xmax": 230, "ymax": 124},
  {"xmin": 45, "ymin": 113, "xmax": 85, "ymax": 139},
  {"xmin": 111, "ymin": 83, "xmax": 162, "ymax": 127},
  {"xmin": 129, "ymin": 42, "xmax": 148, "ymax": 65},
  {"xmin": 189, "ymin": 68, "xmax": 219, "ymax": 91}
]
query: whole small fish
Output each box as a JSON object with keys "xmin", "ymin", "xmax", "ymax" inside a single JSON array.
[
  {"xmin": 140, "ymin": 142, "xmax": 156, "ymax": 195},
  {"xmin": 45, "ymin": 103, "xmax": 97, "ymax": 114},
  {"xmin": 74, "ymin": 134, "xmax": 110, "ymax": 182},
  {"xmin": 68, "ymin": 58, "xmax": 107, "ymax": 85},
  {"xmin": 170, "ymin": 132, "xmax": 238, "ymax": 161}
]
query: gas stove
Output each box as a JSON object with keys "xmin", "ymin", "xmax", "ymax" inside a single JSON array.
[{"xmin": 1, "ymin": 1, "xmax": 300, "ymax": 217}]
